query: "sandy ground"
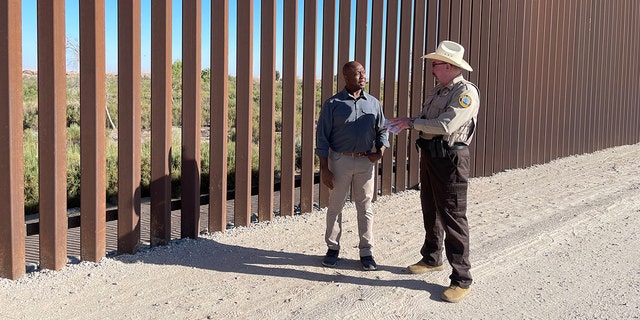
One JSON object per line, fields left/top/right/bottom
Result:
{"left": 2, "top": 144, "right": 640, "bottom": 320}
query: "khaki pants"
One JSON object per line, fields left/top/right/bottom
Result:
{"left": 325, "top": 151, "right": 376, "bottom": 257}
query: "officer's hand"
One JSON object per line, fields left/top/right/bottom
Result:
{"left": 384, "top": 117, "right": 411, "bottom": 132}
{"left": 321, "top": 168, "right": 334, "bottom": 189}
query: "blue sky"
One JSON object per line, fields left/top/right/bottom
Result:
{"left": 21, "top": 0, "right": 372, "bottom": 77}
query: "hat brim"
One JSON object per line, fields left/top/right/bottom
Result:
{"left": 421, "top": 53, "right": 473, "bottom": 72}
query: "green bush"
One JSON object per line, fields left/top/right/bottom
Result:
{"left": 21, "top": 60, "right": 323, "bottom": 215}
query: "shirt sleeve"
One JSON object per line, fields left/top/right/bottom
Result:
{"left": 375, "top": 102, "right": 390, "bottom": 150}
{"left": 412, "top": 84, "right": 479, "bottom": 136}
{"left": 315, "top": 99, "right": 332, "bottom": 158}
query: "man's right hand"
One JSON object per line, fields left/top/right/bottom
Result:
{"left": 321, "top": 168, "right": 334, "bottom": 189}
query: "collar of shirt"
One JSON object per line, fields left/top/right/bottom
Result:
{"left": 436, "top": 74, "right": 465, "bottom": 95}
{"left": 342, "top": 88, "right": 369, "bottom": 101}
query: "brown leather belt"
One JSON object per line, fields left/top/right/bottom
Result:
{"left": 342, "top": 151, "right": 368, "bottom": 157}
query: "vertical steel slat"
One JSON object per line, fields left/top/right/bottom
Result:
{"left": 355, "top": 0, "right": 368, "bottom": 67}
{"left": 559, "top": 0, "right": 573, "bottom": 158}
{"left": 530, "top": 0, "right": 544, "bottom": 166}
{"left": 473, "top": 0, "right": 491, "bottom": 176}
{"left": 336, "top": 0, "right": 351, "bottom": 91}
{"left": 586, "top": 0, "right": 596, "bottom": 153}
{"left": 0, "top": 0, "right": 25, "bottom": 280}
{"left": 516, "top": 0, "right": 533, "bottom": 169}
{"left": 181, "top": 0, "right": 202, "bottom": 238}
{"left": 209, "top": 0, "right": 229, "bottom": 232}
{"left": 493, "top": 0, "right": 508, "bottom": 172}
{"left": 604, "top": 0, "right": 612, "bottom": 147}
{"left": 117, "top": 0, "right": 142, "bottom": 253}
{"left": 80, "top": 0, "right": 107, "bottom": 262}
{"left": 553, "top": 0, "right": 567, "bottom": 158}
{"left": 300, "top": 0, "right": 317, "bottom": 214}
{"left": 150, "top": 0, "right": 172, "bottom": 245}
{"left": 368, "top": 0, "right": 384, "bottom": 201}
{"left": 438, "top": 0, "right": 451, "bottom": 41}
{"left": 258, "top": 0, "right": 276, "bottom": 222}
{"left": 625, "top": 1, "right": 636, "bottom": 144}
{"left": 588, "top": 0, "right": 599, "bottom": 151}
{"left": 539, "top": 0, "right": 553, "bottom": 162}
{"left": 408, "top": 0, "right": 426, "bottom": 187}
{"left": 394, "top": 0, "right": 412, "bottom": 192}
{"left": 540, "top": 1, "right": 558, "bottom": 163}
{"left": 596, "top": 0, "right": 607, "bottom": 149}
{"left": 616, "top": 1, "right": 626, "bottom": 146}
{"left": 617, "top": 0, "right": 624, "bottom": 145}
{"left": 539, "top": 0, "right": 552, "bottom": 162}
{"left": 630, "top": 1, "right": 637, "bottom": 142}
{"left": 460, "top": 0, "right": 472, "bottom": 52}
{"left": 502, "top": 0, "right": 516, "bottom": 169}
{"left": 594, "top": 0, "right": 603, "bottom": 150}
{"left": 459, "top": 0, "right": 472, "bottom": 83}
{"left": 505, "top": 0, "right": 521, "bottom": 169}
{"left": 37, "top": 0, "right": 67, "bottom": 271}
{"left": 368, "top": 0, "right": 383, "bottom": 102}
{"left": 449, "top": 0, "right": 461, "bottom": 41}
{"left": 483, "top": 0, "right": 500, "bottom": 174}
{"left": 573, "top": 0, "right": 586, "bottom": 155}
{"left": 423, "top": 0, "right": 438, "bottom": 102}
{"left": 579, "top": 0, "right": 589, "bottom": 154}
{"left": 528, "top": 0, "right": 542, "bottom": 165}
{"left": 629, "top": 1, "right": 640, "bottom": 143}
{"left": 528, "top": 0, "right": 546, "bottom": 165}
{"left": 280, "top": 0, "right": 298, "bottom": 215}
{"left": 462, "top": 0, "right": 484, "bottom": 177}
{"left": 565, "top": 0, "right": 575, "bottom": 154}
{"left": 569, "top": 0, "right": 580, "bottom": 154}
{"left": 319, "top": 0, "right": 334, "bottom": 208}
{"left": 380, "top": 0, "right": 398, "bottom": 196}
{"left": 234, "top": 0, "right": 254, "bottom": 227}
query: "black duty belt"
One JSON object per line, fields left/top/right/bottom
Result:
{"left": 416, "top": 137, "right": 467, "bottom": 158}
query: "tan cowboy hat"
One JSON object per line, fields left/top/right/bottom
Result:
{"left": 422, "top": 40, "right": 473, "bottom": 72}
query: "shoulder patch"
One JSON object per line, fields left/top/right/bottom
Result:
{"left": 458, "top": 94, "right": 472, "bottom": 108}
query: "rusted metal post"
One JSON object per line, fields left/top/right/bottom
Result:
{"left": 117, "top": 0, "right": 142, "bottom": 254}
{"left": 258, "top": 0, "right": 276, "bottom": 223}
{"left": 150, "top": 0, "right": 172, "bottom": 246}
{"left": 319, "top": 0, "right": 335, "bottom": 208}
{"left": 37, "top": 0, "right": 68, "bottom": 271}
{"left": 209, "top": 0, "right": 229, "bottom": 232}
{"left": 381, "top": 0, "right": 398, "bottom": 196}
{"left": 394, "top": 0, "right": 412, "bottom": 192}
{"left": 408, "top": 0, "right": 426, "bottom": 187}
{"left": 235, "top": 0, "right": 254, "bottom": 227}
{"left": 80, "top": 0, "right": 107, "bottom": 262}
{"left": 354, "top": 0, "right": 368, "bottom": 67}
{"left": 300, "top": 0, "right": 317, "bottom": 214}
{"left": 0, "top": 0, "right": 26, "bottom": 280}
{"left": 336, "top": 0, "right": 350, "bottom": 91}
{"left": 181, "top": 0, "right": 202, "bottom": 239}
{"left": 369, "top": 0, "right": 383, "bottom": 201}
{"left": 280, "top": 0, "right": 298, "bottom": 216}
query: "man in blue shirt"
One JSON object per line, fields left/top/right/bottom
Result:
{"left": 315, "top": 61, "right": 389, "bottom": 271}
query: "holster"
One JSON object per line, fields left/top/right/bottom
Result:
{"left": 416, "top": 136, "right": 447, "bottom": 158}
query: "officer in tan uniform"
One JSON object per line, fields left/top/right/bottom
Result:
{"left": 385, "top": 40, "right": 479, "bottom": 303}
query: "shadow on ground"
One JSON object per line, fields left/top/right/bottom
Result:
{"left": 113, "top": 237, "right": 446, "bottom": 300}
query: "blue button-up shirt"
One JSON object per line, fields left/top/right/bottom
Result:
{"left": 315, "top": 89, "right": 389, "bottom": 158}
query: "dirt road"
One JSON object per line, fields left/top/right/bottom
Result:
{"left": 2, "top": 144, "right": 639, "bottom": 319}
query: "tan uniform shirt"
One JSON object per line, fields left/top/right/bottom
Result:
{"left": 413, "top": 74, "right": 480, "bottom": 146}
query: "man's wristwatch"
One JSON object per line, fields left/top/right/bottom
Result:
{"left": 409, "top": 118, "right": 415, "bottom": 130}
